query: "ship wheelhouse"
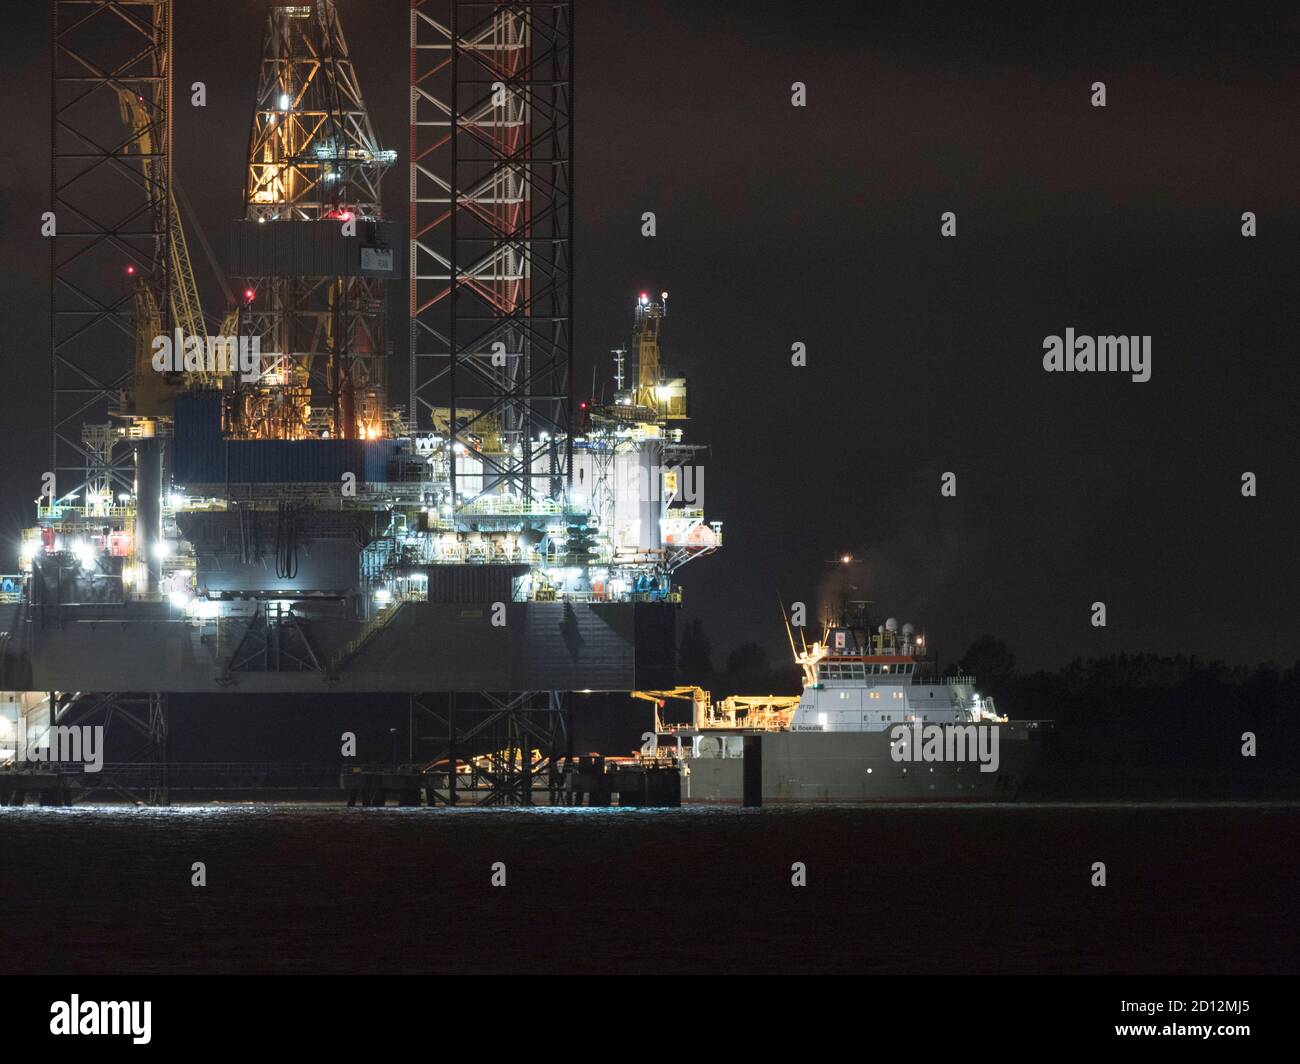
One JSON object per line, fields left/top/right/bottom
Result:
{"left": 789, "top": 617, "right": 1000, "bottom": 733}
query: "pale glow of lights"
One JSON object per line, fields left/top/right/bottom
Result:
{"left": 654, "top": 385, "right": 671, "bottom": 401}
{"left": 279, "top": 93, "right": 292, "bottom": 110}
{"left": 841, "top": 553, "right": 852, "bottom": 564}
{"left": 152, "top": 541, "right": 172, "bottom": 559}
{"left": 19, "top": 541, "right": 37, "bottom": 563}
{"left": 168, "top": 493, "right": 185, "bottom": 509}
{"left": 374, "top": 588, "right": 392, "bottom": 605}
{"left": 169, "top": 589, "right": 190, "bottom": 609}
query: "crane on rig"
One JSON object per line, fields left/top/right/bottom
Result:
{"left": 114, "top": 85, "right": 237, "bottom": 421}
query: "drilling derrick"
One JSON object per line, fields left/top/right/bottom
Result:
{"left": 237, "top": 0, "right": 397, "bottom": 441}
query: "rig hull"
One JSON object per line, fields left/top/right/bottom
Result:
{"left": 1, "top": 601, "right": 676, "bottom": 693}
{"left": 679, "top": 724, "right": 1050, "bottom": 803}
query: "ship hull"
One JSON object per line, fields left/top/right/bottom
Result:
{"left": 679, "top": 724, "right": 1049, "bottom": 803}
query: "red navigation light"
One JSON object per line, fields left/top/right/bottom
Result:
{"left": 579, "top": 401, "right": 588, "bottom": 409}
{"left": 243, "top": 287, "right": 255, "bottom": 303}
{"left": 125, "top": 265, "right": 136, "bottom": 276}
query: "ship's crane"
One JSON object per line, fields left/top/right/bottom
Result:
{"left": 632, "top": 686, "right": 801, "bottom": 733}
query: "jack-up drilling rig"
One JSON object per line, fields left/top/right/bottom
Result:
{"left": 4, "top": 1, "right": 720, "bottom": 807}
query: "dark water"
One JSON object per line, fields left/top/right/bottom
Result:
{"left": 1, "top": 803, "right": 1296, "bottom": 974}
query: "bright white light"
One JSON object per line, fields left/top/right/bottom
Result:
{"left": 169, "top": 589, "right": 190, "bottom": 609}
{"left": 19, "top": 541, "right": 37, "bottom": 563}
{"left": 196, "top": 600, "right": 220, "bottom": 620}
{"left": 279, "top": 93, "right": 292, "bottom": 110}
{"left": 168, "top": 493, "right": 185, "bottom": 509}
{"left": 75, "top": 542, "right": 95, "bottom": 570}
{"left": 374, "top": 588, "right": 392, "bottom": 605}
{"left": 152, "top": 541, "right": 172, "bottom": 559}
{"left": 654, "top": 385, "right": 671, "bottom": 401}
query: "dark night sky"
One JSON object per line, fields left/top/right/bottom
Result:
{"left": 1, "top": 1, "right": 1297, "bottom": 673}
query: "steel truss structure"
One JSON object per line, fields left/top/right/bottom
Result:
{"left": 52, "top": 691, "right": 170, "bottom": 804}
{"left": 410, "top": 0, "right": 574, "bottom": 507}
{"left": 50, "top": 0, "right": 172, "bottom": 500}
{"left": 221, "top": 603, "right": 325, "bottom": 678}
{"left": 412, "top": 690, "right": 570, "bottom": 805}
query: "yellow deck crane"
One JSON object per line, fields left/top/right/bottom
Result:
{"left": 115, "top": 86, "right": 236, "bottom": 421}
{"left": 631, "top": 686, "right": 802, "bottom": 733}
